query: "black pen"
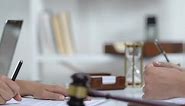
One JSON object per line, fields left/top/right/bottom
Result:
{"left": 154, "top": 39, "right": 170, "bottom": 63}
{"left": 11, "top": 60, "right": 23, "bottom": 81}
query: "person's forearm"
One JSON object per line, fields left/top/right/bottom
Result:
{"left": 15, "top": 80, "right": 34, "bottom": 96}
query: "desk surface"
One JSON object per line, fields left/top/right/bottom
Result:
{"left": 99, "top": 87, "right": 143, "bottom": 106}
{"left": 5, "top": 88, "right": 184, "bottom": 106}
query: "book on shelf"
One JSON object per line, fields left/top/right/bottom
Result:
{"left": 38, "top": 11, "right": 74, "bottom": 56}
{"left": 51, "top": 12, "right": 74, "bottom": 55}
{"left": 38, "top": 10, "right": 57, "bottom": 55}
{"left": 51, "top": 14, "right": 66, "bottom": 54}
{"left": 58, "top": 12, "right": 74, "bottom": 55}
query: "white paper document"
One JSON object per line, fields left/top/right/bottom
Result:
{"left": 3, "top": 98, "right": 107, "bottom": 106}
{"left": 2, "top": 97, "right": 185, "bottom": 106}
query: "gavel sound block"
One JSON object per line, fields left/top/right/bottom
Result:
{"left": 89, "top": 74, "right": 125, "bottom": 90}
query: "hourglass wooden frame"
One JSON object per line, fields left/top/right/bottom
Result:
{"left": 124, "top": 42, "right": 144, "bottom": 87}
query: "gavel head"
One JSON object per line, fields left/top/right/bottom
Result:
{"left": 67, "top": 73, "right": 90, "bottom": 106}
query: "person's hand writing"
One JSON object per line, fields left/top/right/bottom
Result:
{"left": 143, "top": 63, "right": 185, "bottom": 100}
{"left": 16, "top": 80, "right": 67, "bottom": 100}
{"left": 0, "top": 75, "right": 21, "bottom": 104}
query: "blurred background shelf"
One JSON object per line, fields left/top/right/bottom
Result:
{"left": 104, "top": 41, "right": 184, "bottom": 57}
{"left": 31, "top": 0, "right": 185, "bottom": 85}
{"left": 36, "top": 54, "right": 120, "bottom": 63}
{"left": 1, "top": 0, "right": 185, "bottom": 85}
{"left": 143, "top": 41, "right": 184, "bottom": 57}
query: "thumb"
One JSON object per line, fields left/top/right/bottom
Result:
{"left": 13, "top": 93, "right": 22, "bottom": 101}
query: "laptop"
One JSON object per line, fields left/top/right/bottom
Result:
{"left": 0, "top": 20, "right": 23, "bottom": 75}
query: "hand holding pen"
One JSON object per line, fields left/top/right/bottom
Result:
{"left": 0, "top": 60, "right": 23, "bottom": 104}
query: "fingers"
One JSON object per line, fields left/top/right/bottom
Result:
{"left": 153, "top": 61, "right": 176, "bottom": 68}
{"left": 0, "top": 94, "right": 21, "bottom": 105}
{"left": 0, "top": 82, "right": 14, "bottom": 100}
{"left": 3, "top": 76, "right": 22, "bottom": 101}
{"left": 13, "top": 94, "right": 22, "bottom": 101}
{"left": 32, "top": 84, "right": 67, "bottom": 100}
{"left": 46, "top": 85, "right": 67, "bottom": 96}
{"left": 0, "top": 75, "right": 21, "bottom": 104}
{"left": 37, "top": 90, "right": 65, "bottom": 100}
{"left": 4, "top": 77, "right": 20, "bottom": 95}
{"left": 0, "top": 76, "right": 20, "bottom": 101}
{"left": 153, "top": 61, "right": 184, "bottom": 71}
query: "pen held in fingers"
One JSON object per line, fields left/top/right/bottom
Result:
{"left": 11, "top": 60, "right": 23, "bottom": 81}
{"left": 154, "top": 39, "right": 170, "bottom": 63}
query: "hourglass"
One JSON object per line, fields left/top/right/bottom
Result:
{"left": 124, "top": 42, "right": 143, "bottom": 87}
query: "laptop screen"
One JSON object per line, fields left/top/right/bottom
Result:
{"left": 0, "top": 20, "right": 23, "bottom": 75}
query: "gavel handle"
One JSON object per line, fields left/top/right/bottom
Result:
{"left": 88, "top": 90, "right": 180, "bottom": 106}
